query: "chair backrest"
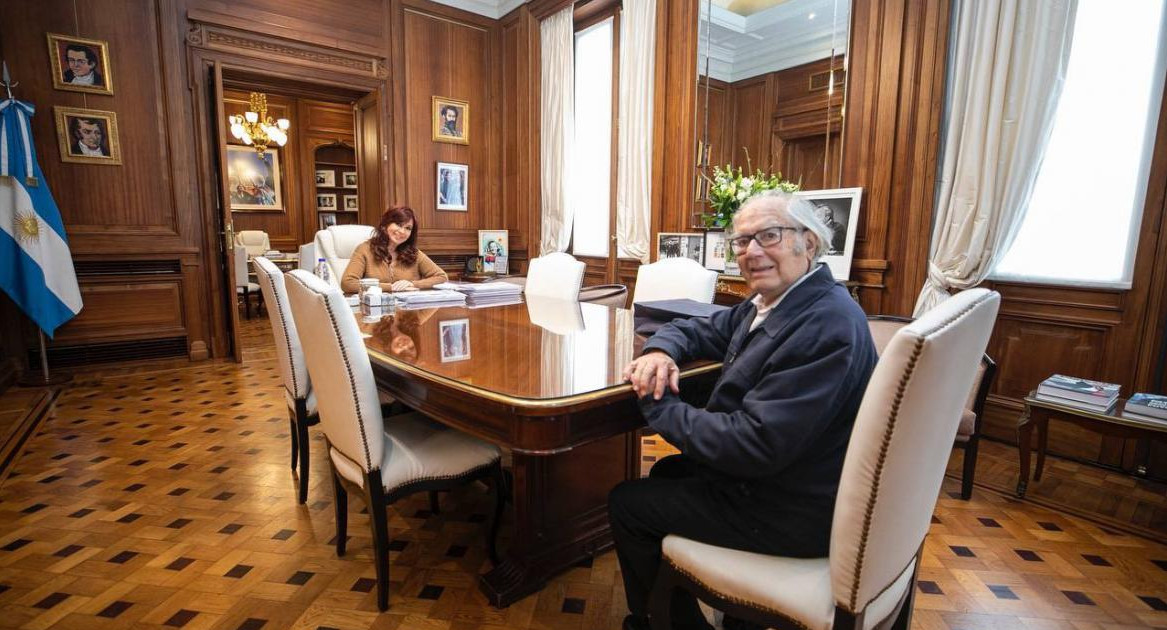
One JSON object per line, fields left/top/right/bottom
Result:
{"left": 253, "top": 257, "right": 310, "bottom": 401}
{"left": 632, "top": 257, "right": 718, "bottom": 304}
{"left": 832, "top": 289, "right": 1000, "bottom": 614}
{"left": 235, "top": 230, "right": 271, "bottom": 257}
{"left": 579, "top": 284, "right": 628, "bottom": 309}
{"left": 285, "top": 269, "right": 385, "bottom": 473}
{"left": 314, "top": 225, "right": 376, "bottom": 287}
{"left": 526, "top": 295, "right": 585, "bottom": 334}
{"left": 298, "top": 243, "right": 316, "bottom": 272}
{"left": 233, "top": 245, "right": 249, "bottom": 288}
{"left": 525, "top": 252, "right": 586, "bottom": 300}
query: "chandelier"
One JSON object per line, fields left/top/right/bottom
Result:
{"left": 228, "top": 92, "right": 289, "bottom": 156}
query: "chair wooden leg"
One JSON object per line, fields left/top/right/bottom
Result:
{"left": 332, "top": 472, "right": 348, "bottom": 557}
{"left": 961, "top": 435, "right": 979, "bottom": 500}
{"left": 487, "top": 462, "right": 506, "bottom": 565}
{"left": 296, "top": 410, "right": 311, "bottom": 505}
{"left": 288, "top": 416, "right": 298, "bottom": 471}
{"left": 889, "top": 564, "right": 920, "bottom": 630}
{"left": 648, "top": 560, "right": 678, "bottom": 630}
{"left": 243, "top": 287, "right": 251, "bottom": 319}
{"left": 428, "top": 491, "right": 441, "bottom": 514}
{"left": 366, "top": 478, "right": 392, "bottom": 612}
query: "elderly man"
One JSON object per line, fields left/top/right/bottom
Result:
{"left": 610, "top": 190, "right": 877, "bottom": 630}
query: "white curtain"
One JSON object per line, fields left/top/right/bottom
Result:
{"left": 540, "top": 7, "right": 575, "bottom": 255}
{"left": 913, "top": 0, "right": 1078, "bottom": 316}
{"left": 616, "top": 0, "right": 657, "bottom": 262}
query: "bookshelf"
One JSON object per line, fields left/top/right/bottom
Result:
{"left": 313, "top": 144, "right": 358, "bottom": 229}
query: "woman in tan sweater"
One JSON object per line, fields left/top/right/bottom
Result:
{"left": 340, "top": 206, "right": 448, "bottom": 293}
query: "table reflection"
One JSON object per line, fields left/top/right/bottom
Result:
{"left": 358, "top": 299, "right": 641, "bottom": 401}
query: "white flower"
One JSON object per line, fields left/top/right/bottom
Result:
{"left": 736, "top": 189, "right": 748, "bottom": 201}
{"left": 741, "top": 177, "right": 754, "bottom": 189}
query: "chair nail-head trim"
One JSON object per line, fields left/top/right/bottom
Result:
{"left": 256, "top": 263, "right": 299, "bottom": 399}
{"left": 664, "top": 557, "right": 813, "bottom": 630}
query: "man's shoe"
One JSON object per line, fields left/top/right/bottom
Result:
{"left": 623, "top": 614, "right": 651, "bottom": 630}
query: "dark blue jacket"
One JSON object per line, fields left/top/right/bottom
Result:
{"left": 640, "top": 264, "right": 877, "bottom": 512}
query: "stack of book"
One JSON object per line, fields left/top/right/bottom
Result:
{"left": 1035, "top": 374, "right": 1120, "bottom": 413}
{"left": 1122, "top": 392, "right": 1167, "bottom": 426}
{"left": 393, "top": 289, "right": 466, "bottom": 309}
{"left": 436, "top": 281, "right": 524, "bottom": 308}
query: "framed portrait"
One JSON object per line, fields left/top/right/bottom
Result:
{"left": 342, "top": 171, "right": 358, "bottom": 188}
{"left": 224, "top": 145, "right": 283, "bottom": 210}
{"left": 436, "top": 162, "right": 468, "bottom": 211}
{"left": 656, "top": 232, "right": 705, "bottom": 266}
{"left": 47, "top": 33, "right": 113, "bottom": 95}
{"left": 54, "top": 106, "right": 121, "bottom": 165}
{"left": 795, "top": 187, "right": 864, "bottom": 280}
{"left": 319, "top": 212, "right": 337, "bottom": 229}
{"left": 432, "top": 96, "right": 469, "bottom": 145}
{"left": 439, "top": 318, "right": 471, "bottom": 362}
{"left": 316, "top": 193, "right": 337, "bottom": 212}
{"left": 703, "top": 231, "right": 726, "bottom": 272}
{"left": 315, "top": 169, "right": 335, "bottom": 187}
{"left": 343, "top": 194, "right": 359, "bottom": 211}
{"left": 478, "top": 230, "right": 508, "bottom": 274}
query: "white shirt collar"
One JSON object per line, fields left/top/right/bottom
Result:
{"left": 749, "top": 264, "right": 820, "bottom": 331}
{"left": 77, "top": 142, "right": 104, "bottom": 157}
{"left": 70, "top": 73, "right": 96, "bottom": 86}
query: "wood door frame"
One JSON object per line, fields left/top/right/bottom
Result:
{"left": 186, "top": 42, "right": 389, "bottom": 359}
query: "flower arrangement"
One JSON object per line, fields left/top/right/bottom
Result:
{"left": 700, "top": 161, "right": 799, "bottom": 229}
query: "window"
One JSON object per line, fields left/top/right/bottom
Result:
{"left": 571, "top": 18, "right": 614, "bottom": 258}
{"left": 993, "top": 0, "right": 1167, "bottom": 288}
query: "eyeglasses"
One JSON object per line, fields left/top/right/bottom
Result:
{"left": 728, "top": 226, "right": 804, "bottom": 254}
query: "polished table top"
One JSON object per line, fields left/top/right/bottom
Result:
{"left": 356, "top": 298, "right": 719, "bottom": 409}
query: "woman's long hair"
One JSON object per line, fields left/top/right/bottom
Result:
{"left": 369, "top": 206, "right": 419, "bottom": 266}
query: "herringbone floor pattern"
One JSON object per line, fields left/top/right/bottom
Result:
{"left": 0, "top": 317, "right": 1164, "bottom": 629}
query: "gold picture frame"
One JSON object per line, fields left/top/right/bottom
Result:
{"left": 432, "top": 96, "right": 469, "bottom": 145}
{"left": 47, "top": 33, "right": 114, "bottom": 95}
{"left": 54, "top": 106, "right": 122, "bottom": 165}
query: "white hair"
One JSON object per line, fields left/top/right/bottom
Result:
{"left": 734, "top": 189, "right": 833, "bottom": 261}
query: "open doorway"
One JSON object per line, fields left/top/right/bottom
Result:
{"left": 201, "top": 65, "right": 386, "bottom": 360}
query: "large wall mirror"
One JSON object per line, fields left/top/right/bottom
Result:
{"left": 693, "top": 0, "right": 850, "bottom": 225}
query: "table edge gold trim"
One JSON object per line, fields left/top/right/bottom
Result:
{"left": 1024, "top": 392, "right": 1167, "bottom": 432}
{"left": 368, "top": 348, "right": 722, "bottom": 410}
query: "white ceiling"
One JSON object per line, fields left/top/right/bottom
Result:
{"left": 427, "top": 0, "right": 528, "bottom": 19}
{"left": 700, "top": 0, "right": 849, "bottom": 82}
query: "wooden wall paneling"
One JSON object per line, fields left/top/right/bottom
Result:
{"left": 500, "top": 6, "right": 540, "bottom": 261}
{"left": 841, "top": 0, "right": 950, "bottom": 314}
{"left": 727, "top": 76, "right": 771, "bottom": 176}
{"left": 354, "top": 91, "right": 387, "bottom": 227}
{"left": 654, "top": 0, "right": 699, "bottom": 237}
{"left": 397, "top": 1, "right": 501, "bottom": 256}
{"left": 223, "top": 89, "right": 300, "bottom": 252}
{"left": 184, "top": 1, "right": 389, "bottom": 58}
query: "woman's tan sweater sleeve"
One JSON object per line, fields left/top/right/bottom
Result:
{"left": 340, "top": 243, "right": 372, "bottom": 294}
{"left": 412, "top": 251, "right": 449, "bottom": 289}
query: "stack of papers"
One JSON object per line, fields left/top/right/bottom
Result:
{"left": 393, "top": 289, "right": 466, "bottom": 309}
{"left": 436, "top": 281, "right": 523, "bottom": 308}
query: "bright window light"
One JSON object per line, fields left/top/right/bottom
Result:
{"left": 571, "top": 18, "right": 614, "bottom": 258}
{"left": 571, "top": 305, "right": 610, "bottom": 393}
{"left": 993, "top": 0, "right": 1166, "bottom": 288}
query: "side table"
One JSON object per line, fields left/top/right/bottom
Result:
{"left": 1016, "top": 391, "right": 1167, "bottom": 497}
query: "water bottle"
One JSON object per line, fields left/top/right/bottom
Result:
{"left": 315, "top": 257, "right": 330, "bottom": 283}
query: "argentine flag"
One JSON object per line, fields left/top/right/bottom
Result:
{"left": 1, "top": 98, "right": 82, "bottom": 337}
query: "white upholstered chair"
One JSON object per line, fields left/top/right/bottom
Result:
{"left": 234, "top": 245, "right": 260, "bottom": 319}
{"left": 867, "top": 315, "right": 997, "bottom": 500}
{"left": 313, "top": 225, "right": 376, "bottom": 287}
{"left": 284, "top": 269, "right": 505, "bottom": 612}
{"left": 632, "top": 257, "right": 718, "bottom": 304}
{"left": 298, "top": 242, "right": 316, "bottom": 272}
{"left": 253, "top": 257, "right": 317, "bottom": 503}
{"left": 525, "top": 252, "right": 586, "bottom": 300}
{"left": 649, "top": 289, "right": 1001, "bottom": 630}
{"left": 234, "top": 230, "right": 271, "bottom": 257}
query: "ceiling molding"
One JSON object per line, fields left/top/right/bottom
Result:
{"left": 699, "top": 0, "right": 849, "bottom": 82}
{"left": 426, "top": 0, "right": 530, "bottom": 19}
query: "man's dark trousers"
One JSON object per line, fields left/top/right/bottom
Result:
{"left": 609, "top": 454, "right": 832, "bottom": 630}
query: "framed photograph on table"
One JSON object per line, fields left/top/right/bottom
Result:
{"left": 439, "top": 318, "right": 471, "bottom": 362}
{"left": 436, "top": 162, "right": 468, "bottom": 211}
{"left": 703, "top": 231, "right": 726, "bottom": 272}
{"left": 223, "top": 144, "right": 281, "bottom": 210}
{"left": 478, "top": 230, "right": 508, "bottom": 274}
{"left": 316, "top": 193, "right": 337, "bottom": 212}
{"left": 795, "top": 187, "right": 863, "bottom": 280}
{"left": 657, "top": 232, "right": 704, "bottom": 265}
{"left": 315, "top": 169, "right": 335, "bottom": 187}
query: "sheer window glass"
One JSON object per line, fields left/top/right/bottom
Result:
{"left": 571, "top": 18, "right": 614, "bottom": 257}
{"left": 993, "top": 0, "right": 1167, "bottom": 288}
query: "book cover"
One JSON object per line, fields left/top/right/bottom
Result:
{"left": 1037, "top": 374, "right": 1119, "bottom": 404}
{"left": 1034, "top": 391, "right": 1117, "bottom": 413}
{"left": 1120, "top": 408, "right": 1167, "bottom": 427}
{"left": 1125, "top": 393, "right": 1167, "bottom": 418}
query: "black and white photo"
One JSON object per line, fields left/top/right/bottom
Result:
{"left": 795, "top": 187, "right": 864, "bottom": 280}
{"left": 657, "top": 232, "right": 704, "bottom": 265}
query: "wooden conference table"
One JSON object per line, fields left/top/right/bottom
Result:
{"left": 355, "top": 298, "right": 721, "bottom": 607}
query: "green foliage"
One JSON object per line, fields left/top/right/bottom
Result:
{"left": 700, "top": 163, "right": 799, "bottom": 229}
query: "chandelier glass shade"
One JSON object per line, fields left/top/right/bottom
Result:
{"left": 228, "top": 92, "right": 290, "bottom": 155}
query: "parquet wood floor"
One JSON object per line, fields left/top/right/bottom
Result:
{"left": 0, "top": 317, "right": 1164, "bottom": 629}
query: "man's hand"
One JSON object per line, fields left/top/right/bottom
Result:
{"left": 390, "top": 280, "right": 417, "bottom": 292}
{"left": 622, "top": 351, "right": 679, "bottom": 400}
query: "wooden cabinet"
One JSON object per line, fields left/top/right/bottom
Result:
{"left": 313, "top": 143, "right": 359, "bottom": 230}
